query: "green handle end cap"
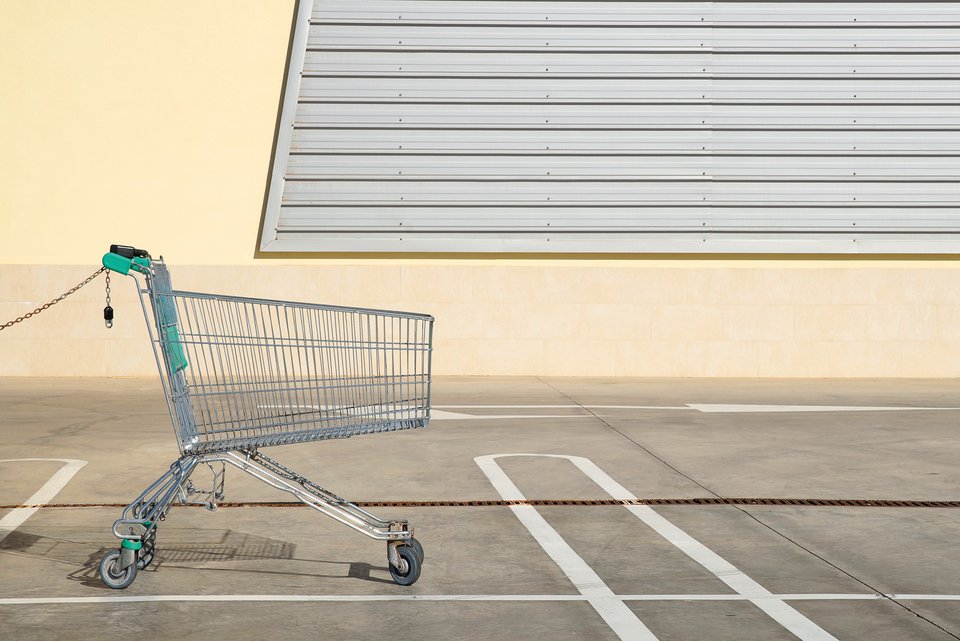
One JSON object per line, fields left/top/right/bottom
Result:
{"left": 102, "top": 253, "right": 132, "bottom": 275}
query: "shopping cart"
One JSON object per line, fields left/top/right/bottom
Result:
{"left": 96, "top": 245, "right": 433, "bottom": 588}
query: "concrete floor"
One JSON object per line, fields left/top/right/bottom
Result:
{"left": 1, "top": 377, "right": 959, "bottom": 640}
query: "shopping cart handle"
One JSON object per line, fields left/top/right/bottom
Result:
{"left": 103, "top": 246, "right": 151, "bottom": 275}
{"left": 109, "top": 244, "right": 150, "bottom": 259}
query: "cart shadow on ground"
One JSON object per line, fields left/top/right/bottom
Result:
{"left": 2, "top": 527, "right": 399, "bottom": 588}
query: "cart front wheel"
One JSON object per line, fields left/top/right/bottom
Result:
{"left": 408, "top": 537, "right": 424, "bottom": 563}
{"left": 98, "top": 549, "right": 138, "bottom": 589}
{"left": 389, "top": 545, "right": 421, "bottom": 586}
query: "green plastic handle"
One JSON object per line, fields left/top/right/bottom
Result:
{"left": 102, "top": 252, "right": 132, "bottom": 275}
{"left": 102, "top": 253, "right": 151, "bottom": 275}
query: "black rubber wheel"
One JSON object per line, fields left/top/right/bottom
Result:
{"left": 388, "top": 545, "right": 421, "bottom": 586}
{"left": 137, "top": 529, "right": 156, "bottom": 570}
{"left": 408, "top": 537, "right": 424, "bottom": 563}
{"left": 98, "top": 549, "right": 138, "bottom": 589}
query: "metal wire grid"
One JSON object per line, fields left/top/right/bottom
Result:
{"left": 145, "top": 272, "right": 432, "bottom": 454}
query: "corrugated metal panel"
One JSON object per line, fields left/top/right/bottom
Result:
{"left": 260, "top": 0, "right": 960, "bottom": 253}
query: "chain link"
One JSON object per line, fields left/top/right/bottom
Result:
{"left": 0, "top": 267, "right": 107, "bottom": 331}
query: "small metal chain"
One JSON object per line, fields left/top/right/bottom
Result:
{"left": 0, "top": 267, "right": 106, "bottom": 332}
{"left": 103, "top": 271, "right": 114, "bottom": 328}
{"left": 248, "top": 449, "right": 350, "bottom": 505}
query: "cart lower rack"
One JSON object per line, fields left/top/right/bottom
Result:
{"left": 96, "top": 245, "right": 433, "bottom": 588}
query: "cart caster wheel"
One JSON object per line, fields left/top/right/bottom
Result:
{"left": 408, "top": 537, "right": 424, "bottom": 563}
{"left": 389, "top": 545, "right": 421, "bottom": 586}
{"left": 98, "top": 549, "right": 138, "bottom": 589}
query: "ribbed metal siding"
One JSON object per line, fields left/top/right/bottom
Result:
{"left": 260, "top": 1, "right": 960, "bottom": 253}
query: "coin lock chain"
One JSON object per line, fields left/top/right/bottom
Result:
{"left": 0, "top": 267, "right": 108, "bottom": 332}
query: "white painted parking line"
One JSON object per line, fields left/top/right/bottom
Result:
{"left": 687, "top": 404, "right": 960, "bottom": 413}
{"left": 430, "top": 410, "right": 582, "bottom": 421}
{"left": 436, "top": 405, "right": 687, "bottom": 410}
{"left": 260, "top": 404, "right": 586, "bottom": 421}
{"left": 589, "top": 406, "right": 690, "bottom": 410}
{"left": 0, "top": 595, "right": 587, "bottom": 605}
{"left": 566, "top": 454, "right": 840, "bottom": 641}
{"left": 1, "top": 594, "right": 957, "bottom": 607}
{"left": 438, "top": 404, "right": 960, "bottom": 413}
{"left": 0, "top": 458, "right": 87, "bottom": 545}
{"left": 477, "top": 454, "right": 841, "bottom": 641}
{"left": 265, "top": 403, "right": 960, "bottom": 421}
{"left": 475, "top": 455, "right": 660, "bottom": 641}
{"left": 437, "top": 405, "right": 585, "bottom": 409}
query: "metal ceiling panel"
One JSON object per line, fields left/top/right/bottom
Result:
{"left": 260, "top": 0, "right": 960, "bottom": 253}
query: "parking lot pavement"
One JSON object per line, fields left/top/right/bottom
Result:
{"left": 1, "top": 377, "right": 958, "bottom": 640}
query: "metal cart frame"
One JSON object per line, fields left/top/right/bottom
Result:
{"left": 96, "top": 246, "right": 432, "bottom": 588}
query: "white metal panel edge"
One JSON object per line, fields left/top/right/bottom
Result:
{"left": 261, "top": 0, "right": 316, "bottom": 252}
{"left": 265, "top": 232, "right": 960, "bottom": 254}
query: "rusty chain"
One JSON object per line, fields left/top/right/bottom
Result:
{"left": 0, "top": 266, "right": 106, "bottom": 331}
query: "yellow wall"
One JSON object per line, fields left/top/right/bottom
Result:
{"left": 0, "top": 0, "right": 294, "bottom": 266}
{"left": 3, "top": 1, "right": 960, "bottom": 378}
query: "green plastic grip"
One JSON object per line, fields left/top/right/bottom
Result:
{"left": 164, "top": 325, "right": 189, "bottom": 372}
{"left": 102, "top": 252, "right": 132, "bottom": 275}
{"left": 101, "top": 249, "right": 186, "bottom": 372}
{"left": 102, "top": 253, "right": 151, "bottom": 275}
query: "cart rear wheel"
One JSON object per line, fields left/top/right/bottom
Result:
{"left": 98, "top": 549, "right": 137, "bottom": 589}
{"left": 408, "top": 537, "right": 424, "bottom": 563}
{"left": 389, "top": 545, "right": 421, "bottom": 586}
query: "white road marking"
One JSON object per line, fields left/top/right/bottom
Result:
{"left": 439, "top": 403, "right": 960, "bottom": 414}
{"left": 0, "top": 459, "right": 87, "bottom": 545}
{"left": 589, "top": 406, "right": 690, "bottom": 410}
{"left": 436, "top": 405, "right": 687, "bottom": 410}
{"left": 0, "top": 594, "right": 957, "bottom": 606}
{"left": 475, "top": 454, "right": 660, "bottom": 641}
{"left": 437, "top": 405, "right": 584, "bottom": 409}
{"left": 478, "top": 454, "right": 840, "bottom": 641}
{"left": 260, "top": 404, "right": 583, "bottom": 421}
{"left": 264, "top": 403, "right": 960, "bottom": 420}
{"left": 430, "top": 410, "right": 582, "bottom": 421}
{"left": 687, "top": 404, "right": 960, "bottom": 413}
{"left": 1, "top": 594, "right": 957, "bottom": 606}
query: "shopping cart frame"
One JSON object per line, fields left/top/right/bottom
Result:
{"left": 95, "top": 246, "right": 432, "bottom": 589}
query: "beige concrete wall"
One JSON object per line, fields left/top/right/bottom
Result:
{"left": 2, "top": 2, "right": 959, "bottom": 378}
{"left": 4, "top": 261, "right": 960, "bottom": 377}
